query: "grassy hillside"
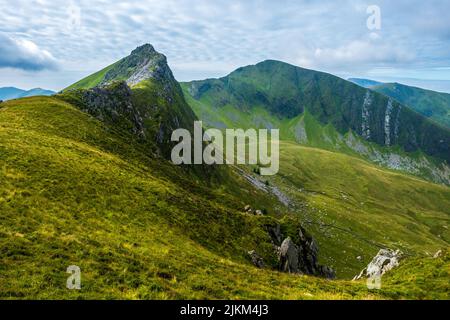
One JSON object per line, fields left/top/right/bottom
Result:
{"left": 182, "top": 60, "right": 450, "bottom": 164}
{"left": 1, "top": 96, "right": 449, "bottom": 299}
{"left": 372, "top": 83, "right": 450, "bottom": 129}
{"left": 182, "top": 85, "right": 450, "bottom": 185}
{"left": 268, "top": 141, "right": 450, "bottom": 277}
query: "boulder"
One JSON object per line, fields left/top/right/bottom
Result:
{"left": 267, "top": 224, "right": 336, "bottom": 279}
{"left": 279, "top": 238, "right": 300, "bottom": 273}
{"left": 248, "top": 250, "right": 264, "bottom": 268}
{"left": 353, "top": 249, "right": 402, "bottom": 280}
{"left": 433, "top": 250, "right": 443, "bottom": 258}
{"left": 318, "top": 265, "right": 336, "bottom": 279}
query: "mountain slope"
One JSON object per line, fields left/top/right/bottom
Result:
{"left": 1, "top": 96, "right": 449, "bottom": 299}
{"left": 0, "top": 87, "right": 55, "bottom": 101}
{"left": 1, "top": 46, "right": 449, "bottom": 299}
{"left": 182, "top": 60, "right": 450, "bottom": 182}
{"left": 371, "top": 83, "right": 450, "bottom": 129}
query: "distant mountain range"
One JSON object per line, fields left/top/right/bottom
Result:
{"left": 348, "top": 78, "right": 383, "bottom": 88}
{"left": 349, "top": 78, "right": 450, "bottom": 129}
{"left": 0, "top": 87, "right": 55, "bottom": 101}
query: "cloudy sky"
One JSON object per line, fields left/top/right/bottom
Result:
{"left": 1, "top": 0, "right": 450, "bottom": 92}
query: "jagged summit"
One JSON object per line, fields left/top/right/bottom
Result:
{"left": 102, "top": 43, "right": 174, "bottom": 87}
{"left": 65, "top": 43, "right": 175, "bottom": 91}
{"left": 61, "top": 44, "right": 198, "bottom": 158}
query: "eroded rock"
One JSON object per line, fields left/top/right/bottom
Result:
{"left": 279, "top": 237, "right": 300, "bottom": 273}
{"left": 353, "top": 249, "right": 402, "bottom": 280}
{"left": 248, "top": 250, "right": 265, "bottom": 268}
{"left": 268, "top": 224, "right": 336, "bottom": 279}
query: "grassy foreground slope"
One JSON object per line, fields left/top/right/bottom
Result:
{"left": 0, "top": 97, "right": 449, "bottom": 299}
{"left": 268, "top": 141, "right": 450, "bottom": 277}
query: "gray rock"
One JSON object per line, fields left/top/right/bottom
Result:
{"left": 279, "top": 237, "right": 300, "bottom": 273}
{"left": 353, "top": 249, "right": 402, "bottom": 280}
{"left": 248, "top": 250, "right": 264, "bottom": 268}
{"left": 433, "top": 250, "right": 443, "bottom": 258}
{"left": 318, "top": 265, "right": 336, "bottom": 279}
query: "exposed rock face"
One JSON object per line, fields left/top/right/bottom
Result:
{"left": 361, "top": 91, "right": 372, "bottom": 140}
{"left": 353, "top": 249, "right": 402, "bottom": 280}
{"left": 78, "top": 81, "right": 146, "bottom": 138}
{"left": 100, "top": 44, "right": 174, "bottom": 88}
{"left": 62, "top": 44, "right": 198, "bottom": 159}
{"left": 279, "top": 238, "right": 300, "bottom": 273}
{"left": 268, "top": 224, "right": 336, "bottom": 279}
{"left": 247, "top": 250, "right": 265, "bottom": 268}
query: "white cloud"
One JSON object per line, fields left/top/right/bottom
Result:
{"left": 311, "top": 38, "right": 416, "bottom": 69}
{"left": 0, "top": 0, "right": 449, "bottom": 89}
{"left": 0, "top": 33, "right": 58, "bottom": 71}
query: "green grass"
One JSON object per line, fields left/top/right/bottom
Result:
{"left": 64, "top": 61, "right": 119, "bottom": 91}
{"left": 0, "top": 96, "right": 449, "bottom": 299}
{"left": 267, "top": 141, "right": 450, "bottom": 278}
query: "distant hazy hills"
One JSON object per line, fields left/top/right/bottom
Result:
{"left": 349, "top": 78, "right": 450, "bottom": 129}
{"left": 0, "top": 87, "right": 55, "bottom": 101}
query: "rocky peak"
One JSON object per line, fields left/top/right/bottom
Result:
{"left": 101, "top": 43, "right": 175, "bottom": 87}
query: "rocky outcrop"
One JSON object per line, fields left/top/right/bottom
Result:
{"left": 433, "top": 250, "right": 443, "bottom": 258}
{"left": 77, "top": 81, "right": 146, "bottom": 139}
{"left": 243, "top": 205, "right": 265, "bottom": 216}
{"left": 100, "top": 44, "right": 174, "bottom": 88}
{"left": 268, "top": 224, "right": 336, "bottom": 279}
{"left": 353, "top": 249, "right": 402, "bottom": 280}
{"left": 279, "top": 238, "right": 300, "bottom": 273}
{"left": 247, "top": 250, "right": 265, "bottom": 268}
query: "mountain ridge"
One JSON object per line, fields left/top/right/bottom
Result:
{"left": 349, "top": 78, "right": 450, "bottom": 129}
{"left": 1, "top": 44, "right": 449, "bottom": 299}
{"left": 182, "top": 60, "right": 450, "bottom": 164}
{"left": 0, "top": 87, "right": 55, "bottom": 101}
